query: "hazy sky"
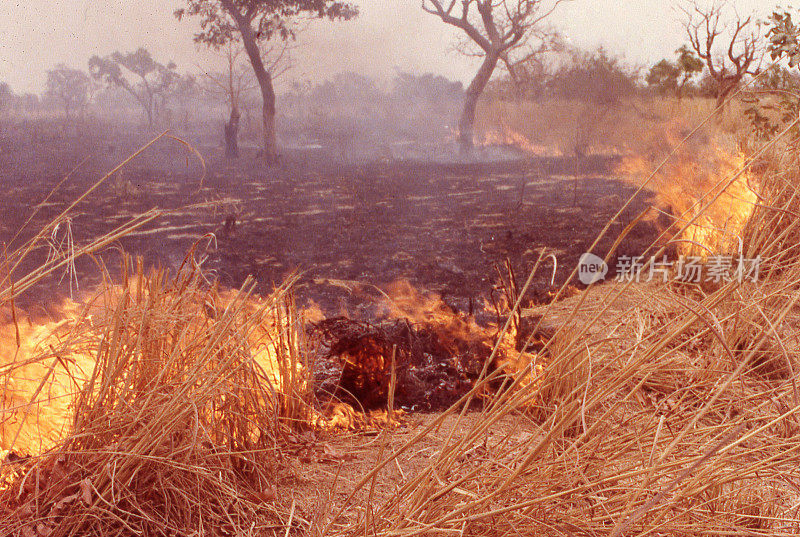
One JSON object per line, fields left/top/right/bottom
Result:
{"left": 0, "top": 0, "right": 771, "bottom": 94}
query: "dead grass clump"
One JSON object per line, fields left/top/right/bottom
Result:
{"left": 321, "top": 116, "right": 800, "bottom": 537}
{"left": 741, "top": 148, "right": 800, "bottom": 272}
{"left": 527, "top": 327, "right": 588, "bottom": 434}
{"left": 0, "top": 259, "right": 304, "bottom": 536}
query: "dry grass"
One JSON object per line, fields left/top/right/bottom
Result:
{"left": 0, "top": 256, "right": 315, "bottom": 536}
{"left": 475, "top": 96, "right": 750, "bottom": 158}
{"left": 0, "top": 137, "right": 313, "bottom": 536}
{"left": 4, "top": 102, "right": 800, "bottom": 536}
{"left": 315, "top": 105, "right": 800, "bottom": 536}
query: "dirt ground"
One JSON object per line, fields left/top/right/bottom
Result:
{"left": 281, "top": 410, "right": 534, "bottom": 530}
{"left": 1, "top": 126, "right": 663, "bottom": 316}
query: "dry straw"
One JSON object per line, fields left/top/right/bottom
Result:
{"left": 319, "top": 103, "right": 800, "bottom": 535}
{"left": 1, "top": 136, "right": 310, "bottom": 536}
{"left": 5, "top": 105, "right": 800, "bottom": 536}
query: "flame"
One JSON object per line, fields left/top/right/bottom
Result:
{"left": 481, "top": 123, "right": 558, "bottom": 157}
{"left": 2, "top": 277, "right": 552, "bottom": 449}
{"left": 617, "top": 135, "right": 758, "bottom": 257}
{"left": 381, "top": 280, "right": 543, "bottom": 393}
{"left": 0, "top": 284, "right": 302, "bottom": 458}
{"left": 0, "top": 300, "right": 95, "bottom": 455}
{"left": 381, "top": 280, "right": 494, "bottom": 354}
{"left": 479, "top": 120, "right": 627, "bottom": 158}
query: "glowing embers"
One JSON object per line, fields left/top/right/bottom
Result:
{"left": 309, "top": 280, "right": 550, "bottom": 413}
{"left": 311, "top": 317, "right": 483, "bottom": 411}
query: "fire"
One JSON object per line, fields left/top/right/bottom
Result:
{"left": 380, "top": 280, "right": 544, "bottom": 397}
{"left": 0, "top": 300, "right": 95, "bottom": 455}
{"left": 481, "top": 122, "right": 557, "bottom": 157}
{"left": 617, "top": 138, "right": 758, "bottom": 257}
{"left": 2, "top": 274, "right": 552, "bottom": 451}
{"left": 380, "top": 280, "right": 495, "bottom": 354}
{"left": 0, "top": 281, "right": 303, "bottom": 458}
{"left": 480, "top": 119, "right": 626, "bottom": 158}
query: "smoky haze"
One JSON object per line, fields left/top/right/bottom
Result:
{"left": 0, "top": 0, "right": 769, "bottom": 94}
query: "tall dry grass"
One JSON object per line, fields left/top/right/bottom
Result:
{"left": 0, "top": 137, "right": 313, "bottom": 536}
{"left": 1, "top": 257, "right": 310, "bottom": 536}
{"left": 4, "top": 100, "right": 800, "bottom": 537}
{"left": 475, "top": 96, "right": 750, "bottom": 158}
{"left": 320, "top": 104, "right": 800, "bottom": 536}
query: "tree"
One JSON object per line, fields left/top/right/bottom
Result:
{"left": 204, "top": 43, "right": 253, "bottom": 158}
{"left": 203, "top": 39, "right": 292, "bottom": 159}
{"left": 548, "top": 48, "right": 638, "bottom": 203}
{"left": 45, "top": 65, "right": 91, "bottom": 119}
{"left": 646, "top": 46, "right": 704, "bottom": 97}
{"left": 681, "top": 1, "right": 764, "bottom": 109}
{"left": 675, "top": 45, "right": 705, "bottom": 95}
{"left": 549, "top": 48, "right": 637, "bottom": 107}
{"left": 739, "top": 9, "right": 800, "bottom": 140}
{"left": 89, "top": 48, "right": 182, "bottom": 128}
{"left": 646, "top": 60, "right": 681, "bottom": 95}
{"left": 392, "top": 72, "right": 463, "bottom": 103}
{"left": 422, "top": 0, "right": 565, "bottom": 153}
{"left": 176, "top": 0, "right": 358, "bottom": 164}
{"left": 0, "top": 83, "right": 12, "bottom": 115}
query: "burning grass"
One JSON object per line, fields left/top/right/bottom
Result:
{"left": 318, "top": 255, "right": 800, "bottom": 535}
{"left": 617, "top": 131, "right": 759, "bottom": 258}
{"left": 313, "top": 112, "right": 800, "bottom": 535}
{"left": 4, "top": 104, "right": 800, "bottom": 536}
{"left": 0, "top": 256, "right": 312, "bottom": 536}
{"left": 0, "top": 135, "right": 312, "bottom": 535}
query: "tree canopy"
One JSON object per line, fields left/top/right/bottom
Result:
{"left": 646, "top": 46, "right": 704, "bottom": 96}
{"left": 89, "top": 48, "right": 185, "bottom": 127}
{"left": 175, "top": 0, "right": 358, "bottom": 47}
{"left": 46, "top": 65, "right": 91, "bottom": 118}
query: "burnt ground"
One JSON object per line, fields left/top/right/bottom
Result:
{"left": 0, "top": 127, "right": 663, "bottom": 317}
{"left": 0, "top": 124, "right": 673, "bottom": 416}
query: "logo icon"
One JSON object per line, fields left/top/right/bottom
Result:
{"left": 578, "top": 253, "right": 608, "bottom": 285}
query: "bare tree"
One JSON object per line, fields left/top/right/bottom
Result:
{"left": 422, "top": 0, "right": 564, "bottom": 153}
{"left": 681, "top": 1, "right": 764, "bottom": 109}
{"left": 176, "top": 0, "right": 358, "bottom": 165}
{"left": 202, "top": 39, "right": 293, "bottom": 158}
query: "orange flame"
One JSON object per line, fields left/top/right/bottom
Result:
{"left": 0, "top": 284, "right": 301, "bottom": 457}
{"left": 617, "top": 135, "right": 758, "bottom": 257}
{"left": 481, "top": 123, "right": 557, "bottom": 157}
{"left": 0, "top": 300, "right": 95, "bottom": 455}
{"left": 381, "top": 280, "right": 543, "bottom": 390}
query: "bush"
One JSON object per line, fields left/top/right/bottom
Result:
{"left": 547, "top": 48, "right": 639, "bottom": 106}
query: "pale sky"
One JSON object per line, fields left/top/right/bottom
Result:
{"left": 0, "top": 0, "right": 772, "bottom": 94}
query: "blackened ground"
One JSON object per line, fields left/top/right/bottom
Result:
{"left": 1, "top": 126, "right": 668, "bottom": 412}
{"left": 1, "top": 129, "right": 664, "bottom": 318}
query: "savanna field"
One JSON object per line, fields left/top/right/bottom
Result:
{"left": 4, "top": 1, "right": 800, "bottom": 535}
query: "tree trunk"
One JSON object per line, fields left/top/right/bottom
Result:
{"left": 144, "top": 99, "right": 154, "bottom": 129}
{"left": 459, "top": 52, "right": 500, "bottom": 153}
{"left": 222, "top": 0, "right": 279, "bottom": 165}
{"left": 715, "top": 79, "right": 737, "bottom": 111}
{"left": 224, "top": 107, "right": 241, "bottom": 159}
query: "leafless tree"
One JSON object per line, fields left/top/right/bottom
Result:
{"left": 422, "top": 0, "right": 565, "bottom": 152}
{"left": 681, "top": 0, "right": 764, "bottom": 109}
{"left": 203, "top": 38, "right": 294, "bottom": 158}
